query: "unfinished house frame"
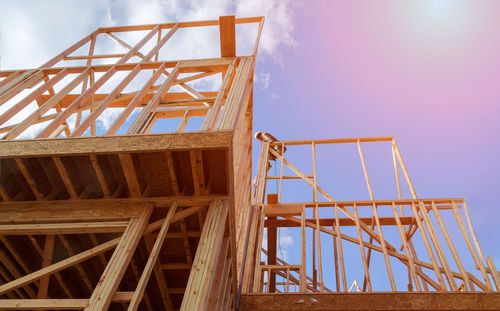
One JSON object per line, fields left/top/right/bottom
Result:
{"left": 0, "top": 14, "right": 499, "bottom": 311}
{"left": 238, "top": 137, "right": 500, "bottom": 310}
{"left": 0, "top": 16, "right": 261, "bottom": 310}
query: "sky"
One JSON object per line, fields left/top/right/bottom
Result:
{"left": 1, "top": 0, "right": 499, "bottom": 291}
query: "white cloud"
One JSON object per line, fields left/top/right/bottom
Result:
{"left": 236, "top": 0, "right": 297, "bottom": 63}
{"left": 96, "top": 108, "right": 125, "bottom": 130}
{"left": 259, "top": 72, "right": 271, "bottom": 89}
{"left": 0, "top": 0, "right": 296, "bottom": 136}
{"left": 0, "top": 0, "right": 296, "bottom": 69}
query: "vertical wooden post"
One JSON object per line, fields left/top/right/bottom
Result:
{"left": 391, "top": 202, "right": 422, "bottom": 291}
{"left": 278, "top": 142, "right": 284, "bottom": 202}
{"left": 357, "top": 140, "right": 376, "bottom": 292}
{"left": 372, "top": 202, "right": 397, "bottom": 291}
{"left": 267, "top": 193, "right": 278, "bottom": 293}
{"left": 219, "top": 16, "right": 236, "bottom": 58}
{"left": 181, "top": 199, "right": 229, "bottom": 311}
{"left": 334, "top": 204, "right": 347, "bottom": 292}
{"left": 37, "top": 235, "right": 55, "bottom": 299}
{"left": 240, "top": 141, "right": 269, "bottom": 293}
{"left": 300, "top": 205, "right": 306, "bottom": 293}
{"left": 312, "top": 142, "right": 323, "bottom": 291}
{"left": 353, "top": 204, "right": 372, "bottom": 291}
{"left": 332, "top": 222, "right": 340, "bottom": 292}
{"left": 252, "top": 206, "right": 265, "bottom": 292}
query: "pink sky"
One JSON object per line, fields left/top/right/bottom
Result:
{"left": 253, "top": 0, "right": 500, "bottom": 267}
{"left": 0, "top": 0, "right": 498, "bottom": 290}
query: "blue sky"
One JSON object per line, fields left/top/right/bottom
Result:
{"left": 1, "top": 0, "right": 499, "bottom": 292}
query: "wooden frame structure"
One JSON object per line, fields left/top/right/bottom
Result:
{"left": 0, "top": 15, "right": 262, "bottom": 310}
{"left": 1, "top": 13, "right": 499, "bottom": 311}
{"left": 238, "top": 137, "right": 500, "bottom": 310}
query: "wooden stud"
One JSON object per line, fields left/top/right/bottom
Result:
{"left": 391, "top": 202, "right": 422, "bottom": 291}
{"left": 463, "top": 201, "right": 486, "bottom": 262}
{"left": 409, "top": 202, "right": 447, "bottom": 290}
{"left": 372, "top": 202, "right": 397, "bottom": 291}
{"left": 430, "top": 201, "right": 470, "bottom": 290}
{"left": 353, "top": 204, "right": 372, "bottom": 291}
{"left": 300, "top": 207, "right": 306, "bottom": 293}
{"left": 86, "top": 204, "right": 153, "bottom": 311}
{"left": 451, "top": 201, "right": 492, "bottom": 290}
{"left": 128, "top": 202, "right": 177, "bottom": 311}
{"left": 334, "top": 205, "right": 347, "bottom": 292}
{"left": 417, "top": 201, "right": 457, "bottom": 290}
{"left": 486, "top": 256, "right": 500, "bottom": 291}
{"left": 180, "top": 200, "right": 229, "bottom": 310}
{"left": 4, "top": 69, "right": 89, "bottom": 140}
{"left": 144, "top": 234, "right": 174, "bottom": 311}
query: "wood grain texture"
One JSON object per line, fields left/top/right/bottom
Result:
{"left": 240, "top": 293, "right": 500, "bottom": 311}
{"left": 0, "top": 131, "right": 232, "bottom": 157}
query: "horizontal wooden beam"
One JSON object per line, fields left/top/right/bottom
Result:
{"left": 161, "top": 263, "right": 192, "bottom": 270}
{"left": 264, "top": 205, "right": 303, "bottom": 216}
{"left": 0, "top": 58, "right": 234, "bottom": 77}
{"left": 0, "top": 130, "right": 232, "bottom": 157}
{"left": 64, "top": 54, "right": 126, "bottom": 60}
{"left": 266, "top": 175, "right": 314, "bottom": 180}
{"left": 239, "top": 293, "right": 500, "bottom": 311}
{"left": 256, "top": 198, "right": 464, "bottom": 208}
{"left": 0, "top": 195, "right": 226, "bottom": 223}
{"left": 97, "top": 16, "right": 263, "bottom": 33}
{"left": 0, "top": 292, "right": 136, "bottom": 309}
{"left": 0, "top": 221, "right": 129, "bottom": 235}
{"left": 265, "top": 217, "right": 415, "bottom": 228}
{"left": 260, "top": 265, "right": 301, "bottom": 271}
{"left": 35, "top": 92, "right": 218, "bottom": 109}
{"left": 0, "top": 201, "right": 147, "bottom": 223}
{"left": 0, "top": 299, "right": 88, "bottom": 310}
{"left": 269, "top": 137, "right": 394, "bottom": 146}
{"left": 0, "top": 202, "right": 204, "bottom": 297}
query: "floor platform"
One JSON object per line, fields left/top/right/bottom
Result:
{"left": 239, "top": 292, "right": 500, "bottom": 311}
{"left": 0, "top": 130, "right": 232, "bottom": 202}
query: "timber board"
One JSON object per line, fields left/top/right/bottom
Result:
{"left": 239, "top": 292, "right": 500, "bottom": 310}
